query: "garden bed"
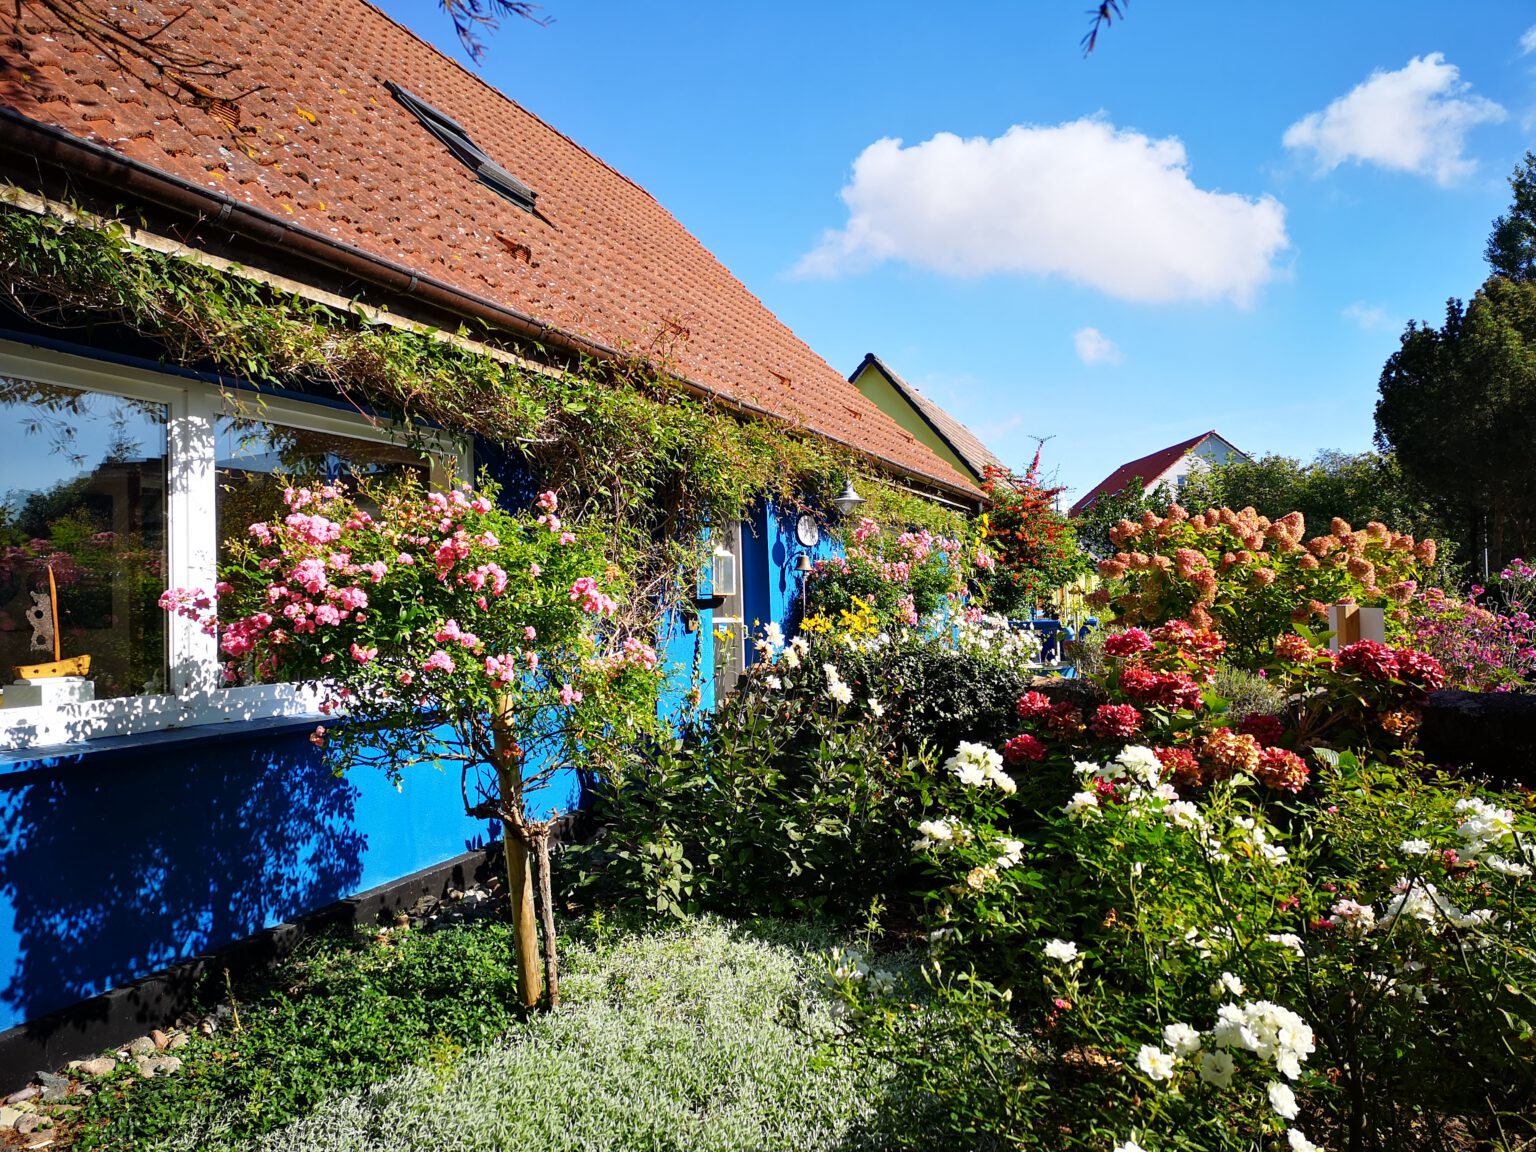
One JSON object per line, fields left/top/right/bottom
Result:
{"left": 19, "top": 908, "right": 908, "bottom": 1152}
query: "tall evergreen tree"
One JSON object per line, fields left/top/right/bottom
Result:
{"left": 1486, "top": 152, "right": 1536, "bottom": 283}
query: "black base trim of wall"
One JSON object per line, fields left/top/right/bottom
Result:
{"left": 1421, "top": 689, "right": 1536, "bottom": 788}
{"left": 0, "top": 842, "right": 505, "bottom": 1091}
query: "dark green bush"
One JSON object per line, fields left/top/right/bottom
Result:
{"left": 70, "top": 919, "right": 526, "bottom": 1150}
{"left": 569, "top": 631, "right": 1058, "bottom": 925}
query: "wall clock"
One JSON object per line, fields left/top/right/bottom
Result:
{"left": 795, "top": 513, "right": 821, "bottom": 547}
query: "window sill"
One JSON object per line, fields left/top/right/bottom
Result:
{"left": 0, "top": 683, "right": 323, "bottom": 756}
{"left": 0, "top": 712, "right": 326, "bottom": 772}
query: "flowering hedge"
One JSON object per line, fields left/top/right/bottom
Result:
{"left": 1087, "top": 507, "right": 1434, "bottom": 663}
{"left": 998, "top": 623, "right": 1443, "bottom": 796}
{"left": 802, "top": 516, "right": 980, "bottom": 630}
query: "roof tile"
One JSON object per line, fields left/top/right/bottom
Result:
{"left": 1068, "top": 432, "right": 1215, "bottom": 516}
{"left": 1, "top": 0, "right": 978, "bottom": 497}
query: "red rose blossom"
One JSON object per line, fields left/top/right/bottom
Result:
{"left": 1003, "top": 733, "right": 1047, "bottom": 764}
{"left": 1090, "top": 703, "right": 1142, "bottom": 739}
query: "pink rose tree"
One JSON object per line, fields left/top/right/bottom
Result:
{"left": 163, "top": 478, "right": 665, "bottom": 1008}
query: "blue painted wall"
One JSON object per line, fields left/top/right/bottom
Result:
{"left": 0, "top": 725, "right": 502, "bottom": 1034}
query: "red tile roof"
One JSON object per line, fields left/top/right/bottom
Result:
{"left": 0, "top": 0, "right": 979, "bottom": 499}
{"left": 1068, "top": 432, "right": 1214, "bottom": 517}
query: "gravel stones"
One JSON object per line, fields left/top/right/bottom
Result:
{"left": 133, "top": 1054, "right": 182, "bottom": 1078}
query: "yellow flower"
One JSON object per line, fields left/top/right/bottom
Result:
{"left": 837, "top": 596, "right": 879, "bottom": 638}
{"left": 801, "top": 613, "right": 832, "bottom": 635}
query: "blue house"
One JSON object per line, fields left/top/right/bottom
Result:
{"left": 0, "top": 0, "right": 980, "bottom": 1076}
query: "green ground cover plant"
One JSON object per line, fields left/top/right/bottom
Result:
{"left": 65, "top": 916, "right": 914, "bottom": 1152}
{"left": 220, "top": 918, "right": 909, "bottom": 1152}
{"left": 68, "top": 916, "right": 527, "bottom": 1150}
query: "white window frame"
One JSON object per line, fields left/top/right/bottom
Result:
{"left": 0, "top": 339, "right": 462, "bottom": 751}
{"left": 710, "top": 519, "right": 748, "bottom": 705}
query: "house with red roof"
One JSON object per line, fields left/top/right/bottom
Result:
{"left": 1070, "top": 432, "right": 1249, "bottom": 517}
{"left": 0, "top": 0, "right": 981, "bottom": 1076}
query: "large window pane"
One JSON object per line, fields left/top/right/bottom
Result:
{"left": 0, "top": 379, "right": 168, "bottom": 702}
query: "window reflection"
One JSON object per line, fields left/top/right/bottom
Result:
{"left": 0, "top": 379, "right": 168, "bottom": 701}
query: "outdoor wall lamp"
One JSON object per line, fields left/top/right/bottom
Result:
{"left": 710, "top": 542, "right": 738, "bottom": 599}
{"left": 831, "top": 479, "right": 866, "bottom": 518}
{"left": 693, "top": 541, "right": 737, "bottom": 609}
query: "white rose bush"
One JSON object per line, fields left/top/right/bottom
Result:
{"left": 828, "top": 734, "right": 1536, "bottom": 1150}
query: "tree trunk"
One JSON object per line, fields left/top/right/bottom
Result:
{"left": 533, "top": 828, "right": 561, "bottom": 1008}
{"left": 501, "top": 824, "right": 543, "bottom": 1008}
{"left": 493, "top": 695, "right": 543, "bottom": 1009}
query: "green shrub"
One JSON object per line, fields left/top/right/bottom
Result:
{"left": 573, "top": 644, "right": 942, "bottom": 922}
{"left": 1210, "top": 662, "right": 1286, "bottom": 719}
{"left": 572, "top": 626, "right": 1047, "bottom": 924}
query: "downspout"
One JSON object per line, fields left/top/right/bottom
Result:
{"left": 0, "top": 109, "right": 981, "bottom": 510}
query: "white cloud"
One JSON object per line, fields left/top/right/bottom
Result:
{"left": 1521, "top": 25, "right": 1536, "bottom": 56}
{"left": 1342, "top": 302, "right": 1395, "bottom": 332}
{"left": 1074, "top": 326, "right": 1123, "bottom": 365}
{"left": 1283, "top": 54, "right": 1505, "bottom": 185}
{"left": 794, "top": 118, "right": 1289, "bottom": 306}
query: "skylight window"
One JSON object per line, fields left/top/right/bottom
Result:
{"left": 387, "top": 81, "right": 537, "bottom": 213}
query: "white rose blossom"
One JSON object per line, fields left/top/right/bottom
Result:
{"left": 1485, "top": 854, "right": 1532, "bottom": 877}
{"left": 1287, "top": 1130, "right": 1321, "bottom": 1152}
{"left": 1042, "top": 938, "right": 1079, "bottom": 963}
{"left": 1163, "top": 1021, "right": 1202, "bottom": 1056}
{"left": 1211, "top": 1000, "right": 1315, "bottom": 1080}
{"left": 945, "top": 742, "right": 1014, "bottom": 792}
{"left": 1198, "top": 1049, "right": 1236, "bottom": 1088}
{"left": 1064, "top": 791, "right": 1100, "bottom": 819}
{"left": 1401, "top": 838, "right": 1432, "bottom": 856}
{"left": 1136, "top": 1044, "right": 1177, "bottom": 1082}
{"left": 1454, "top": 796, "right": 1516, "bottom": 856}
{"left": 1268, "top": 1080, "right": 1300, "bottom": 1120}
{"left": 995, "top": 838, "right": 1025, "bottom": 869}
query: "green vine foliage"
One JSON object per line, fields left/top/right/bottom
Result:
{"left": 0, "top": 199, "right": 970, "bottom": 630}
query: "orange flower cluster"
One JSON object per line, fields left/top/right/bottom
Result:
{"left": 1088, "top": 507, "right": 1434, "bottom": 663}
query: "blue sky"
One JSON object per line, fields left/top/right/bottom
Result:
{"left": 377, "top": 0, "right": 1536, "bottom": 503}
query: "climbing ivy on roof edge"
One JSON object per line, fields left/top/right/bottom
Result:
{"left": 0, "top": 196, "right": 969, "bottom": 624}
